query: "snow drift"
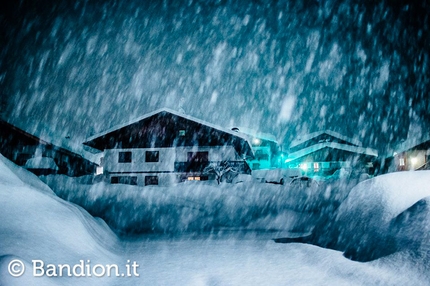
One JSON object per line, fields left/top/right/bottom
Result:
{"left": 0, "top": 154, "right": 121, "bottom": 285}
{"left": 281, "top": 170, "right": 430, "bottom": 264}
{"left": 2, "top": 155, "right": 430, "bottom": 285}
{"left": 335, "top": 171, "right": 430, "bottom": 261}
{"left": 41, "top": 174, "right": 350, "bottom": 235}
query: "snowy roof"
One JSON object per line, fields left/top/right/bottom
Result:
{"left": 289, "top": 130, "right": 362, "bottom": 149}
{"left": 286, "top": 142, "right": 378, "bottom": 162}
{"left": 24, "top": 157, "right": 59, "bottom": 170}
{"left": 231, "top": 127, "right": 278, "bottom": 143}
{"left": 1, "top": 119, "right": 101, "bottom": 165}
{"left": 85, "top": 108, "right": 254, "bottom": 154}
{"left": 394, "top": 133, "right": 430, "bottom": 154}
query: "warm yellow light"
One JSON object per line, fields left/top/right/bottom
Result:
{"left": 187, "top": 177, "right": 194, "bottom": 181}
{"left": 411, "top": 157, "right": 418, "bottom": 166}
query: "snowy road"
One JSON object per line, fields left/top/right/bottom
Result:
{"left": 115, "top": 233, "right": 425, "bottom": 286}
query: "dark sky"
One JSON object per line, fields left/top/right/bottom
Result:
{"left": 1, "top": 0, "right": 429, "bottom": 153}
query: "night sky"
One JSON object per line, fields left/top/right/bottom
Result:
{"left": 1, "top": 0, "right": 429, "bottom": 154}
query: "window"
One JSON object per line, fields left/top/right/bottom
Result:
{"left": 187, "top": 176, "right": 208, "bottom": 181}
{"left": 399, "top": 158, "right": 405, "bottom": 166}
{"left": 145, "top": 176, "right": 159, "bottom": 186}
{"left": 179, "top": 130, "right": 186, "bottom": 136}
{"left": 118, "top": 151, "right": 132, "bottom": 163}
{"left": 314, "top": 162, "right": 319, "bottom": 172}
{"left": 321, "top": 162, "right": 330, "bottom": 169}
{"left": 252, "top": 163, "right": 261, "bottom": 169}
{"left": 187, "top": 152, "right": 209, "bottom": 163}
{"left": 145, "top": 151, "right": 159, "bottom": 162}
{"left": 255, "top": 150, "right": 269, "bottom": 161}
{"left": 111, "top": 176, "right": 137, "bottom": 185}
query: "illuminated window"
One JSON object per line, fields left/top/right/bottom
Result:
{"left": 314, "top": 162, "right": 319, "bottom": 171}
{"left": 187, "top": 176, "right": 208, "bottom": 181}
{"left": 252, "top": 138, "right": 261, "bottom": 145}
{"left": 399, "top": 158, "right": 405, "bottom": 166}
{"left": 96, "top": 166, "right": 103, "bottom": 175}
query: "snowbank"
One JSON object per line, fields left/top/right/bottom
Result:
{"left": 0, "top": 154, "right": 121, "bottom": 285}
{"left": 42, "top": 174, "right": 346, "bottom": 235}
{"left": 1, "top": 155, "right": 430, "bottom": 285}
{"left": 334, "top": 171, "right": 430, "bottom": 261}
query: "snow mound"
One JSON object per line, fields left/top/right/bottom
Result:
{"left": 42, "top": 175, "right": 340, "bottom": 235}
{"left": 339, "top": 171, "right": 430, "bottom": 221}
{"left": 0, "top": 153, "right": 54, "bottom": 194}
{"left": 0, "top": 154, "right": 120, "bottom": 285}
{"left": 335, "top": 171, "right": 430, "bottom": 261}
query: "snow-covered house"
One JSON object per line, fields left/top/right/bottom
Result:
{"left": 231, "top": 127, "right": 279, "bottom": 170}
{"left": 0, "top": 119, "right": 97, "bottom": 176}
{"left": 83, "top": 108, "right": 253, "bottom": 186}
{"left": 285, "top": 130, "right": 378, "bottom": 177}
{"left": 389, "top": 135, "right": 430, "bottom": 171}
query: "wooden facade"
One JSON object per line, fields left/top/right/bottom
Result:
{"left": 391, "top": 138, "right": 430, "bottom": 171}
{"left": 231, "top": 127, "right": 279, "bottom": 170}
{"left": 0, "top": 120, "right": 97, "bottom": 176}
{"left": 286, "top": 131, "right": 378, "bottom": 177}
{"left": 84, "top": 109, "right": 253, "bottom": 186}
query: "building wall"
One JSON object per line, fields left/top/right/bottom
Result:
{"left": 105, "top": 148, "right": 176, "bottom": 173}
{"left": 290, "top": 134, "right": 358, "bottom": 153}
{"left": 286, "top": 148, "right": 375, "bottom": 177}
{"left": 394, "top": 150, "right": 428, "bottom": 171}
{"left": 104, "top": 146, "right": 245, "bottom": 186}
{"left": 104, "top": 146, "right": 242, "bottom": 172}
{"left": 247, "top": 146, "right": 272, "bottom": 170}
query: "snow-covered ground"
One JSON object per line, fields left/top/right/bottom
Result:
{"left": 1, "top": 154, "right": 430, "bottom": 285}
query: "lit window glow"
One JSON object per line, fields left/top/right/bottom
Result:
{"left": 410, "top": 157, "right": 418, "bottom": 166}
{"left": 96, "top": 166, "right": 103, "bottom": 175}
{"left": 252, "top": 138, "right": 261, "bottom": 145}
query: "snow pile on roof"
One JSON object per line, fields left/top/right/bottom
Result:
{"left": 395, "top": 132, "right": 430, "bottom": 154}
{"left": 0, "top": 154, "right": 119, "bottom": 285}
{"left": 85, "top": 107, "right": 252, "bottom": 146}
{"left": 287, "top": 142, "right": 378, "bottom": 161}
{"left": 231, "top": 126, "right": 278, "bottom": 143}
{"left": 24, "top": 157, "right": 59, "bottom": 170}
{"left": 290, "top": 130, "right": 362, "bottom": 149}
{"left": 3, "top": 118, "right": 101, "bottom": 164}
